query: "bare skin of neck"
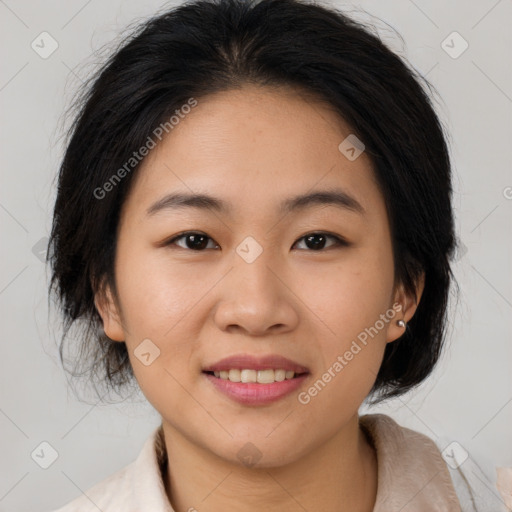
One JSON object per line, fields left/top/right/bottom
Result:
{"left": 162, "top": 415, "right": 378, "bottom": 512}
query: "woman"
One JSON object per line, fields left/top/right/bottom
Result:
{"left": 47, "top": 0, "right": 506, "bottom": 510}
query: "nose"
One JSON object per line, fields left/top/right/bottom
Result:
{"left": 213, "top": 247, "right": 300, "bottom": 336}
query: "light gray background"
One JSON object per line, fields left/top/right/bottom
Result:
{"left": 1, "top": 1, "right": 511, "bottom": 510}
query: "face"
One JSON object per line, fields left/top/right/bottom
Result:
{"left": 96, "top": 85, "right": 422, "bottom": 467}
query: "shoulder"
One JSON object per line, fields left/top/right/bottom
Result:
{"left": 50, "top": 462, "right": 135, "bottom": 512}
{"left": 49, "top": 425, "right": 172, "bottom": 512}
{"left": 359, "top": 413, "right": 509, "bottom": 512}
{"left": 360, "top": 413, "right": 459, "bottom": 511}
{"left": 360, "top": 412, "right": 450, "bottom": 469}
{"left": 432, "top": 429, "right": 510, "bottom": 512}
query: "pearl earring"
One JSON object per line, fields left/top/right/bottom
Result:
{"left": 397, "top": 319, "right": 406, "bottom": 328}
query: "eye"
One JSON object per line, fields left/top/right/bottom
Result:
{"left": 165, "top": 231, "right": 219, "bottom": 251}
{"left": 163, "top": 231, "right": 349, "bottom": 252}
{"left": 292, "top": 232, "right": 349, "bottom": 251}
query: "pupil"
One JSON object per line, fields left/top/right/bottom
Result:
{"left": 187, "top": 234, "right": 208, "bottom": 250}
{"left": 185, "top": 234, "right": 327, "bottom": 250}
{"left": 306, "top": 234, "right": 326, "bottom": 250}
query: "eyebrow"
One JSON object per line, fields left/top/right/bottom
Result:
{"left": 146, "top": 189, "right": 366, "bottom": 217}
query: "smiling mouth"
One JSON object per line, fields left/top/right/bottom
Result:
{"left": 202, "top": 369, "right": 309, "bottom": 384}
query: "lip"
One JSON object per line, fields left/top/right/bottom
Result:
{"left": 203, "top": 372, "right": 310, "bottom": 406}
{"left": 202, "top": 353, "right": 309, "bottom": 373}
{"left": 202, "top": 353, "right": 310, "bottom": 406}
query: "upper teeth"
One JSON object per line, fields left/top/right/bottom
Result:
{"left": 213, "top": 369, "right": 296, "bottom": 383}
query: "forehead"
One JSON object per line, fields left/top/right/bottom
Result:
{"left": 123, "top": 85, "right": 382, "bottom": 220}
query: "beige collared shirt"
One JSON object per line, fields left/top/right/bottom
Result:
{"left": 51, "top": 413, "right": 506, "bottom": 511}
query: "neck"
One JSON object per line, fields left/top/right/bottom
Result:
{"left": 162, "top": 414, "right": 378, "bottom": 512}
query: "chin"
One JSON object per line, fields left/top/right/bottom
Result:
{"left": 207, "top": 432, "right": 307, "bottom": 469}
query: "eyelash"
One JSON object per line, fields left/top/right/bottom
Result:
{"left": 163, "top": 231, "right": 349, "bottom": 251}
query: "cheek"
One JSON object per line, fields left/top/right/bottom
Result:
{"left": 295, "top": 248, "right": 394, "bottom": 397}
{"left": 113, "top": 244, "right": 205, "bottom": 391}
{"left": 114, "top": 241, "right": 202, "bottom": 333}
{"left": 297, "top": 247, "right": 395, "bottom": 337}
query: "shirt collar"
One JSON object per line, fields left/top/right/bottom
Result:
{"left": 129, "top": 423, "right": 175, "bottom": 511}
{"left": 359, "top": 413, "right": 461, "bottom": 511}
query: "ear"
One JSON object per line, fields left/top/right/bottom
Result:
{"left": 94, "top": 279, "right": 125, "bottom": 342}
{"left": 386, "top": 271, "right": 425, "bottom": 344}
